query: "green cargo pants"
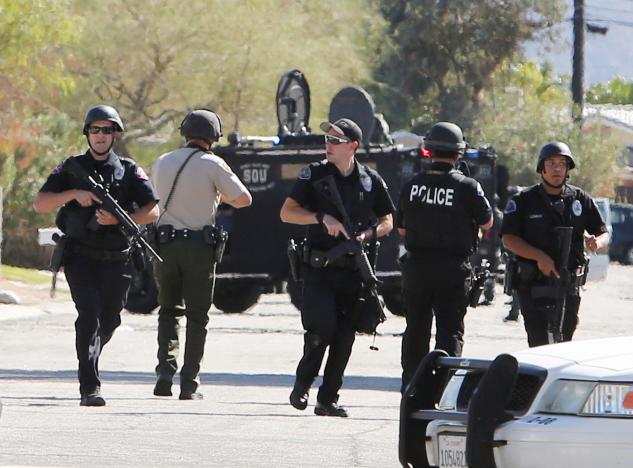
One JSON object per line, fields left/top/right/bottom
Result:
{"left": 153, "top": 238, "right": 216, "bottom": 392}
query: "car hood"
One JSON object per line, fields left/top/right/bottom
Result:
{"left": 511, "top": 336, "right": 633, "bottom": 380}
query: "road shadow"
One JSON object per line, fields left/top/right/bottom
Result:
{"left": 0, "top": 369, "right": 400, "bottom": 392}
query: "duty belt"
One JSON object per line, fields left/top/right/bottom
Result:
{"left": 69, "top": 242, "right": 131, "bottom": 262}
{"left": 171, "top": 229, "right": 204, "bottom": 241}
{"left": 306, "top": 248, "right": 358, "bottom": 270}
{"left": 157, "top": 225, "right": 205, "bottom": 242}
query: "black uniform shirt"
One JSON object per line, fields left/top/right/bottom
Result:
{"left": 288, "top": 159, "right": 395, "bottom": 250}
{"left": 40, "top": 150, "right": 158, "bottom": 250}
{"left": 500, "top": 183, "right": 607, "bottom": 269}
{"left": 397, "top": 162, "right": 492, "bottom": 258}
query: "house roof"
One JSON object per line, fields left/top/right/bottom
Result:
{"left": 584, "top": 104, "right": 633, "bottom": 133}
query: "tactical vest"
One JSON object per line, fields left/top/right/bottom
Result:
{"left": 521, "top": 185, "right": 588, "bottom": 269}
{"left": 306, "top": 161, "right": 379, "bottom": 249}
{"left": 56, "top": 153, "right": 138, "bottom": 249}
{"left": 403, "top": 169, "right": 477, "bottom": 257}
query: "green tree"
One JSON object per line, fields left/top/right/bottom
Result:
{"left": 1, "top": 113, "right": 84, "bottom": 267}
{"left": 0, "top": 0, "right": 82, "bottom": 110}
{"left": 470, "top": 62, "right": 619, "bottom": 196}
{"left": 63, "top": 0, "right": 386, "bottom": 151}
{"left": 586, "top": 78, "right": 633, "bottom": 105}
{"left": 370, "top": 0, "right": 564, "bottom": 131}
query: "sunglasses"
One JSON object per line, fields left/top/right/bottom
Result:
{"left": 325, "top": 134, "right": 351, "bottom": 145}
{"left": 88, "top": 125, "right": 116, "bottom": 135}
{"left": 543, "top": 160, "right": 568, "bottom": 170}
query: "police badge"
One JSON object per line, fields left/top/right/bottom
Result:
{"left": 298, "top": 166, "right": 311, "bottom": 180}
{"left": 360, "top": 173, "right": 372, "bottom": 192}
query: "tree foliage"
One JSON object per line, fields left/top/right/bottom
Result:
{"left": 587, "top": 78, "right": 633, "bottom": 105}
{"left": 0, "top": 0, "right": 82, "bottom": 111}
{"left": 1, "top": 113, "right": 84, "bottom": 267}
{"left": 470, "top": 62, "right": 619, "bottom": 197}
{"left": 63, "top": 0, "right": 386, "bottom": 147}
{"left": 370, "top": 0, "right": 564, "bottom": 131}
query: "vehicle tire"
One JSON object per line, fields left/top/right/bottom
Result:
{"left": 381, "top": 285, "right": 406, "bottom": 317}
{"left": 286, "top": 277, "right": 303, "bottom": 311}
{"left": 125, "top": 266, "right": 158, "bottom": 314}
{"left": 213, "top": 283, "right": 262, "bottom": 313}
{"left": 623, "top": 245, "right": 633, "bottom": 265}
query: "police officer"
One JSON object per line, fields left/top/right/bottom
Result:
{"left": 33, "top": 105, "right": 159, "bottom": 406}
{"left": 501, "top": 142, "right": 609, "bottom": 347}
{"left": 280, "top": 118, "right": 395, "bottom": 417}
{"left": 151, "top": 109, "right": 252, "bottom": 400}
{"left": 397, "top": 122, "right": 493, "bottom": 390}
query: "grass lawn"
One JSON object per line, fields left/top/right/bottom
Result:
{"left": 0, "top": 264, "right": 51, "bottom": 285}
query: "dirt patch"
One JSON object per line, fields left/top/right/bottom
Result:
{"left": 0, "top": 275, "right": 70, "bottom": 305}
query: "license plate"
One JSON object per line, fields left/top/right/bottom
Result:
{"left": 438, "top": 434, "right": 467, "bottom": 468}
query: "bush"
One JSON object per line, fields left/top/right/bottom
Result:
{"left": 1, "top": 112, "right": 83, "bottom": 268}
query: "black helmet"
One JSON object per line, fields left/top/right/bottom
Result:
{"left": 537, "top": 141, "right": 576, "bottom": 172}
{"left": 179, "top": 109, "right": 223, "bottom": 142}
{"left": 83, "top": 105, "right": 124, "bottom": 134}
{"left": 424, "top": 122, "right": 466, "bottom": 153}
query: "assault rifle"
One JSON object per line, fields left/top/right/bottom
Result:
{"left": 547, "top": 226, "right": 573, "bottom": 343}
{"left": 312, "top": 175, "right": 386, "bottom": 335}
{"left": 67, "top": 158, "right": 163, "bottom": 265}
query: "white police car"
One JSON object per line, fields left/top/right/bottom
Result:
{"left": 399, "top": 336, "right": 633, "bottom": 467}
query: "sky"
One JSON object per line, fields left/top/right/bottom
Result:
{"left": 524, "top": 0, "right": 633, "bottom": 84}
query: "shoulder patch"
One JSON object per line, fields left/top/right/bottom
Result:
{"left": 212, "top": 157, "right": 234, "bottom": 174}
{"left": 504, "top": 199, "right": 517, "bottom": 214}
{"left": 134, "top": 165, "right": 149, "bottom": 180}
{"left": 298, "top": 165, "right": 311, "bottom": 180}
{"left": 51, "top": 158, "right": 69, "bottom": 175}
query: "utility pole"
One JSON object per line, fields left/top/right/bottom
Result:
{"left": 572, "top": 0, "right": 585, "bottom": 122}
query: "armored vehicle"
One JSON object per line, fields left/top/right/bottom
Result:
{"left": 125, "top": 70, "right": 502, "bottom": 315}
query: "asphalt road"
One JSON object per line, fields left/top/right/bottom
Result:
{"left": 0, "top": 264, "right": 631, "bottom": 467}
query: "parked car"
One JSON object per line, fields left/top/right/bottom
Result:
{"left": 399, "top": 336, "right": 633, "bottom": 468}
{"left": 585, "top": 197, "right": 611, "bottom": 281}
{"left": 609, "top": 202, "right": 633, "bottom": 265}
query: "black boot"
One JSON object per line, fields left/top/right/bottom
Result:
{"left": 314, "top": 400, "right": 348, "bottom": 417}
{"left": 179, "top": 382, "right": 203, "bottom": 400}
{"left": 153, "top": 378, "right": 173, "bottom": 397}
{"left": 80, "top": 389, "right": 106, "bottom": 407}
{"left": 289, "top": 383, "right": 310, "bottom": 410}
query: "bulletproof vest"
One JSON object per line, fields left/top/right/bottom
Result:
{"left": 307, "top": 162, "right": 378, "bottom": 249}
{"left": 56, "top": 153, "right": 137, "bottom": 249}
{"left": 403, "top": 169, "right": 477, "bottom": 256}
{"left": 536, "top": 186, "right": 587, "bottom": 269}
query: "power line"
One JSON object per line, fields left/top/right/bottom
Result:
{"left": 586, "top": 4, "right": 633, "bottom": 16}
{"left": 564, "top": 16, "right": 633, "bottom": 28}
{"left": 584, "top": 17, "right": 633, "bottom": 27}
